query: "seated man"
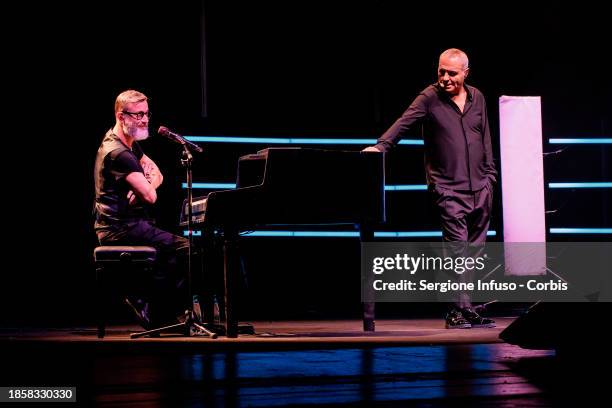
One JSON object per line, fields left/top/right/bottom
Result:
{"left": 93, "top": 89, "right": 190, "bottom": 329}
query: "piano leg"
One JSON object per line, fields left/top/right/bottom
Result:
{"left": 363, "top": 303, "right": 375, "bottom": 332}
{"left": 223, "top": 229, "right": 239, "bottom": 338}
{"left": 360, "top": 225, "right": 376, "bottom": 332}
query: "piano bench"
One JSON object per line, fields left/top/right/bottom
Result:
{"left": 93, "top": 246, "right": 157, "bottom": 339}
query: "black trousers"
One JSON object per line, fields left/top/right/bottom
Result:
{"left": 97, "top": 220, "right": 190, "bottom": 324}
{"left": 431, "top": 182, "right": 493, "bottom": 243}
{"left": 431, "top": 183, "right": 493, "bottom": 308}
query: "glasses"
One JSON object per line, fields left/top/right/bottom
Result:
{"left": 122, "top": 110, "right": 151, "bottom": 120}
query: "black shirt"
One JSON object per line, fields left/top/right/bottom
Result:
{"left": 375, "top": 84, "right": 497, "bottom": 191}
{"left": 93, "top": 130, "right": 148, "bottom": 229}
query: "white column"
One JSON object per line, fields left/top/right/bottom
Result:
{"left": 499, "top": 96, "right": 546, "bottom": 275}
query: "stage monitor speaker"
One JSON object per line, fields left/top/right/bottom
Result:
{"left": 500, "top": 302, "right": 608, "bottom": 353}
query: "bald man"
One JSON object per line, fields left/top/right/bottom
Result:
{"left": 364, "top": 48, "right": 497, "bottom": 329}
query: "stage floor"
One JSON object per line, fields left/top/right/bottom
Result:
{"left": 1, "top": 318, "right": 513, "bottom": 348}
{"left": 2, "top": 318, "right": 606, "bottom": 407}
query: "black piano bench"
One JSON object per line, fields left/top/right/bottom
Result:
{"left": 93, "top": 246, "right": 157, "bottom": 338}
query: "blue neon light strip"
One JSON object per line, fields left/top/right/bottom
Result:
{"left": 549, "top": 138, "right": 612, "bottom": 144}
{"left": 397, "top": 140, "right": 424, "bottom": 145}
{"left": 550, "top": 228, "right": 612, "bottom": 234}
{"left": 241, "top": 231, "right": 297, "bottom": 237}
{"left": 375, "top": 231, "right": 496, "bottom": 238}
{"left": 186, "top": 229, "right": 612, "bottom": 237}
{"left": 184, "top": 229, "right": 612, "bottom": 237}
{"left": 384, "top": 184, "right": 427, "bottom": 191}
{"left": 186, "top": 183, "right": 428, "bottom": 190}
{"left": 185, "top": 136, "right": 423, "bottom": 145}
{"left": 549, "top": 182, "right": 612, "bottom": 188}
{"left": 245, "top": 231, "right": 361, "bottom": 237}
{"left": 289, "top": 138, "right": 377, "bottom": 145}
{"left": 375, "top": 231, "right": 442, "bottom": 238}
{"left": 187, "top": 182, "right": 612, "bottom": 191}
{"left": 185, "top": 183, "right": 237, "bottom": 189}
{"left": 184, "top": 230, "right": 497, "bottom": 238}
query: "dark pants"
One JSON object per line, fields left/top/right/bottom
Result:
{"left": 431, "top": 183, "right": 493, "bottom": 243}
{"left": 431, "top": 183, "right": 493, "bottom": 308}
{"left": 97, "top": 220, "right": 190, "bottom": 324}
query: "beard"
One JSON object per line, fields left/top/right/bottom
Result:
{"left": 123, "top": 123, "right": 149, "bottom": 141}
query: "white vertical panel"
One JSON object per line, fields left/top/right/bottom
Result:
{"left": 499, "top": 96, "right": 546, "bottom": 275}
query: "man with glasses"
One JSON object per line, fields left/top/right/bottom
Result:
{"left": 363, "top": 49, "right": 497, "bottom": 329}
{"left": 93, "top": 89, "right": 189, "bottom": 330}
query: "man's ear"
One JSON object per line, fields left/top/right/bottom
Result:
{"left": 464, "top": 67, "right": 470, "bottom": 78}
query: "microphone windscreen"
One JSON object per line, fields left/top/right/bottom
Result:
{"left": 158, "top": 126, "right": 171, "bottom": 137}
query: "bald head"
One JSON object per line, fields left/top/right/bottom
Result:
{"left": 437, "top": 49, "right": 470, "bottom": 96}
{"left": 439, "top": 48, "right": 469, "bottom": 70}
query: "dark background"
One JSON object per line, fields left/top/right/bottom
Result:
{"left": 4, "top": 1, "right": 609, "bottom": 326}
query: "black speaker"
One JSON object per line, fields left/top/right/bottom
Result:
{"left": 500, "top": 302, "right": 609, "bottom": 353}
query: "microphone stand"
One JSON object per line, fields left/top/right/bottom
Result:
{"left": 131, "top": 142, "right": 217, "bottom": 339}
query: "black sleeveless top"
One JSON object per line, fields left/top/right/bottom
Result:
{"left": 93, "top": 130, "right": 149, "bottom": 229}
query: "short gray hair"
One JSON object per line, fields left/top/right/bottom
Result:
{"left": 114, "top": 89, "right": 148, "bottom": 113}
{"left": 439, "top": 48, "right": 469, "bottom": 69}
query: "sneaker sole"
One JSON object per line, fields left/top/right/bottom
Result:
{"left": 445, "top": 323, "right": 472, "bottom": 329}
{"left": 470, "top": 323, "right": 496, "bottom": 328}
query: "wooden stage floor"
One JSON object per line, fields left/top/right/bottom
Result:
{"left": 2, "top": 318, "right": 514, "bottom": 348}
{"left": 1, "top": 318, "right": 605, "bottom": 407}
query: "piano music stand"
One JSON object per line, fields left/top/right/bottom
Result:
{"left": 131, "top": 142, "right": 218, "bottom": 339}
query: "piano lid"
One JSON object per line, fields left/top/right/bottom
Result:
{"left": 192, "top": 147, "right": 386, "bottom": 229}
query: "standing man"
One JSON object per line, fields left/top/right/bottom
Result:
{"left": 364, "top": 49, "right": 496, "bottom": 328}
{"left": 94, "top": 89, "right": 189, "bottom": 329}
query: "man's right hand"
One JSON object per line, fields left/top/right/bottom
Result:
{"left": 125, "top": 172, "right": 157, "bottom": 205}
{"left": 362, "top": 146, "right": 382, "bottom": 153}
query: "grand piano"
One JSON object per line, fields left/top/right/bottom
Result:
{"left": 181, "top": 147, "right": 385, "bottom": 337}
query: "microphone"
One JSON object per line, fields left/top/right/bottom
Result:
{"left": 158, "top": 126, "right": 203, "bottom": 153}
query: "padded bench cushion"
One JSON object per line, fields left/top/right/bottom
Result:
{"left": 94, "top": 246, "right": 157, "bottom": 262}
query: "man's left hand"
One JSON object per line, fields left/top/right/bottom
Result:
{"left": 127, "top": 190, "right": 138, "bottom": 205}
